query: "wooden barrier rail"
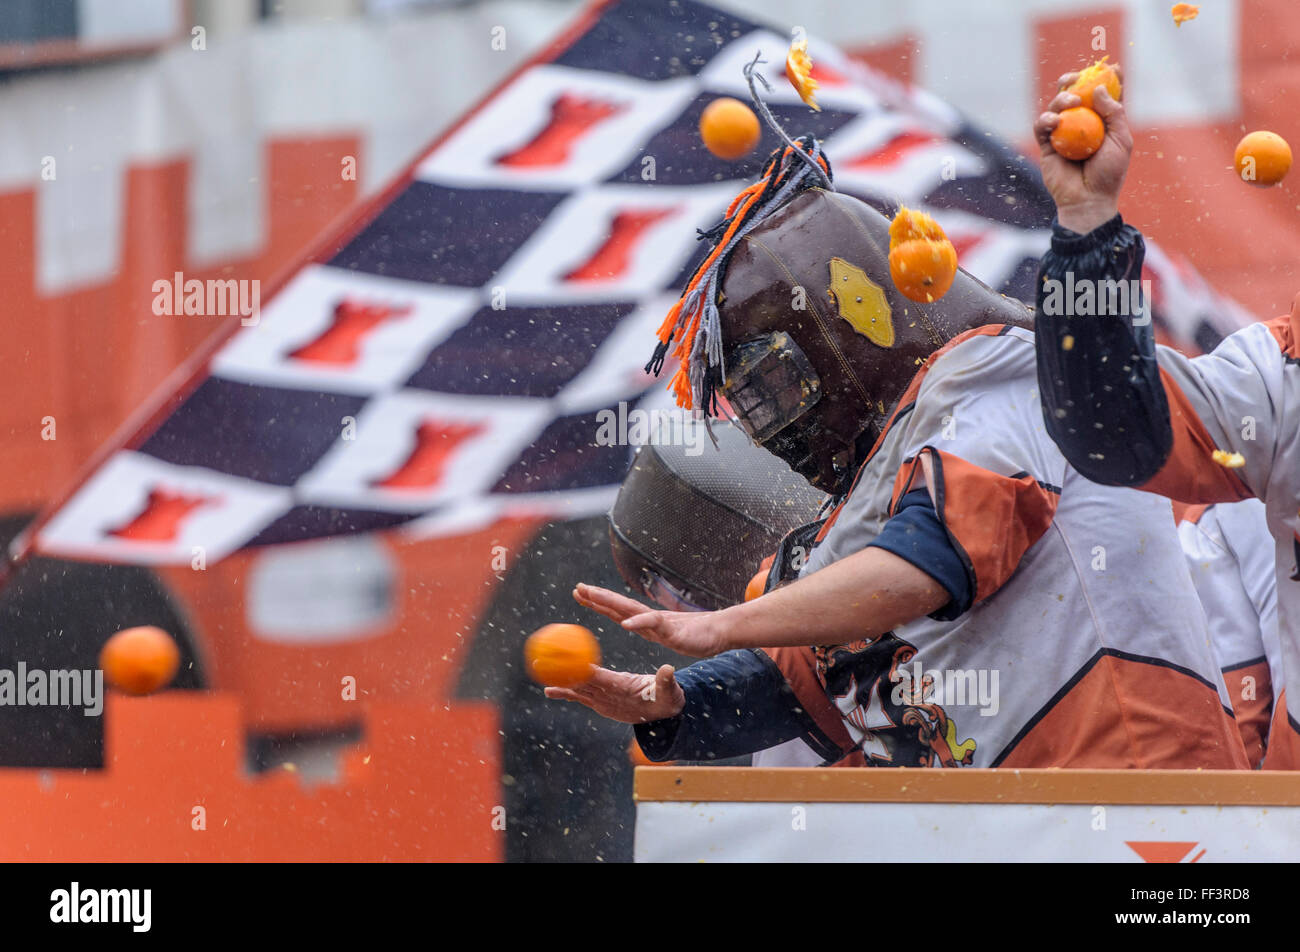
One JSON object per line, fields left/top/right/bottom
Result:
{"left": 635, "top": 766, "right": 1300, "bottom": 805}
{"left": 633, "top": 767, "right": 1300, "bottom": 862}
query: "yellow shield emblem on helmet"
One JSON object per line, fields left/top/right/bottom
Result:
{"left": 828, "top": 257, "right": 894, "bottom": 348}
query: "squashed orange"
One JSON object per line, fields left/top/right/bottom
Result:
{"left": 786, "top": 36, "right": 820, "bottom": 111}
{"left": 888, "top": 206, "right": 958, "bottom": 304}
{"left": 1064, "top": 56, "right": 1122, "bottom": 111}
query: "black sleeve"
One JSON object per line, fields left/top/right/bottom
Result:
{"left": 1034, "top": 214, "right": 1173, "bottom": 486}
{"left": 633, "top": 649, "right": 818, "bottom": 762}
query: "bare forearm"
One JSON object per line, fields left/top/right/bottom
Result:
{"left": 714, "top": 546, "right": 948, "bottom": 650}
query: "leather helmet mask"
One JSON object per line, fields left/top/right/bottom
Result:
{"left": 716, "top": 187, "right": 1032, "bottom": 494}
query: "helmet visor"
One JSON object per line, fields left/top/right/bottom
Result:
{"left": 720, "top": 331, "right": 822, "bottom": 444}
{"left": 639, "top": 567, "right": 708, "bottom": 613}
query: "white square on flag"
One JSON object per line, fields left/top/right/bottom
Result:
{"left": 211, "top": 264, "right": 479, "bottom": 396}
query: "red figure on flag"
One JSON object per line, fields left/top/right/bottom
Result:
{"left": 808, "top": 58, "right": 846, "bottom": 87}
{"left": 289, "top": 299, "right": 413, "bottom": 366}
{"left": 496, "top": 93, "right": 625, "bottom": 168}
{"left": 945, "top": 232, "right": 985, "bottom": 261}
{"left": 563, "top": 207, "right": 677, "bottom": 282}
{"left": 106, "top": 488, "right": 218, "bottom": 544}
{"left": 371, "top": 420, "right": 486, "bottom": 491}
{"left": 843, "top": 131, "right": 940, "bottom": 169}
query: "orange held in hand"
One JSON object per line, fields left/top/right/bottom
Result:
{"left": 1063, "top": 56, "right": 1122, "bottom": 111}
{"left": 699, "top": 97, "right": 761, "bottom": 160}
{"left": 1234, "top": 131, "right": 1292, "bottom": 187}
{"left": 524, "top": 623, "right": 601, "bottom": 688}
{"left": 100, "top": 625, "right": 181, "bottom": 696}
{"left": 1050, "top": 106, "right": 1106, "bottom": 161}
{"left": 888, "top": 206, "right": 958, "bottom": 304}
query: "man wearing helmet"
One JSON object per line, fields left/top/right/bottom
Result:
{"left": 547, "top": 140, "right": 1247, "bottom": 770}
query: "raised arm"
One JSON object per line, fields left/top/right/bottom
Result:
{"left": 1032, "top": 73, "right": 1278, "bottom": 504}
{"left": 1030, "top": 74, "right": 1175, "bottom": 486}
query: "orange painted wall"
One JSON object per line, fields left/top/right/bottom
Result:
{"left": 0, "top": 136, "right": 360, "bottom": 515}
{"left": 0, "top": 693, "right": 501, "bottom": 861}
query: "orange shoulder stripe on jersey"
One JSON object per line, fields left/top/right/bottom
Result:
{"left": 890, "top": 446, "right": 1058, "bottom": 604}
{"left": 1221, "top": 658, "right": 1272, "bottom": 770}
{"left": 1139, "top": 367, "right": 1254, "bottom": 505}
{"left": 1172, "top": 501, "right": 1209, "bottom": 525}
{"left": 1264, "top": 312, "right": 1300, "bottom": 360}
{"left": 1262, "top": 689, "right": 1300, "bottom": 770}
{"left": 759, "top": 646, "right": 854, "bottom": 757}
{"left": 997, "top": 652, "right": 1249, "bottom": 770}
{"left": 815, "top": 324, "right": 1012, "bottom": 543}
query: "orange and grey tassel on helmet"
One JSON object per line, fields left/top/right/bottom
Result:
{"left": 646, "top": 52, "right": 834, "bottom": 416}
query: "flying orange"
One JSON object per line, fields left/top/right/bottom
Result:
{"left": 524, "top": 623, "right": 601, "bottom": 688}
{"left": 699, "top": 97, "right": 761, "bottom": 160}
{"left": 1234, "top": 131, "right": 1292, "bottom": 187}
{"left": 100, "top": 626, "right": 181, "bottom": 695}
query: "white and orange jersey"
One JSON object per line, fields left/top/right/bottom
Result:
{"left": 1115, "top": 315, "right": 1300, "bottom": 767}
{"left": 1177, "top": 499, "right": 1278, "bottom": 767}
{"left": 770, "top": 324, "right": 1247, "bottom": 769}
